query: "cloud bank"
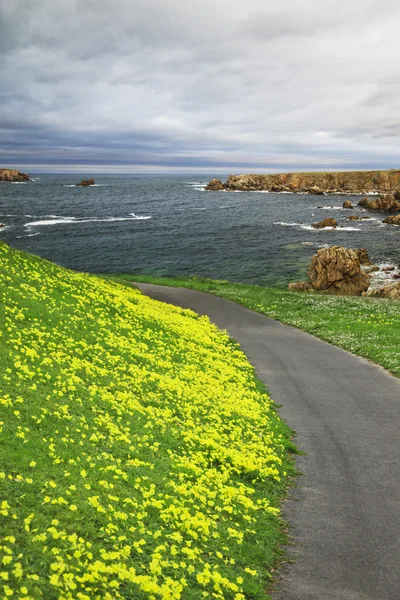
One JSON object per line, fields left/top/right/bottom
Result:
{"left": 1, "top": 0, "right": 400, "bottom": 172}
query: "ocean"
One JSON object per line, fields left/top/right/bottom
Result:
{"left": 1, "top": 174, "right": 399, "bottom": 287}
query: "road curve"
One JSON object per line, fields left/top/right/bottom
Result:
{"left": 136, "top": 283, "right": 400, "bottom": 600}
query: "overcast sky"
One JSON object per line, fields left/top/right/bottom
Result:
{"left": 2, "top": 0, "right": 400, "bottom": 173}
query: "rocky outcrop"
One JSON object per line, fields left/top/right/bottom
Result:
{"left": 364, "top": 281, "right": 400, "bottom": 299}
{"left": 308, "top": 186, "right": 324, "bottom": 195}
{"left": 0, "top": 169, "right": 30, "bottom": 182}
{"left": 383, "top": 215, "right": 400, "bottom": 225}
{"left": 343, "top": 200, "right": 353, "bottom": 208}
{"left": 353, "top": 248, "right": 373, "bottom": 266}
{"left": 76, "top": 179, "right": 95, "bottom": 187}
{"left": 206, "top": 170, "right": 400, "bottom": 194}
{"left": 205, "top": 178, "right": 224, "bottom": 191}
{"left": 358, "top": 194, "right": 400, "bottom": 212}
{"left": 289, "top": 246, "right": 370, "bottom": 296}
{"left": 347, "top": 215, "right": 369, "bottom": 221}
{"left": 311, "top": 217, "right": 337, "bottom": 229}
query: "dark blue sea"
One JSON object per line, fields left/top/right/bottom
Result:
{"left": 1, "top": 174, "right": 399, "bottom": 287}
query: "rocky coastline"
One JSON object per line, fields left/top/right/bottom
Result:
{"left": 0, "top": 169, "right": 30, "bottom": 182}
{"left": 206, "top": 170, "right": 400, "bottom": 195}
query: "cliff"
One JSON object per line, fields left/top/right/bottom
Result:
{"left": 0, "top": 168, "right": 30, "bottom": 182}
{"left": 206, "top": 170, "right": 400, "bottom": 194}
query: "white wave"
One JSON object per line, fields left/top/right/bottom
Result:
{"left": 10, "top": 182, "right": 27, "bottom": 184}
{"left": 317, "top": 206, "right": 344, "bottom": 210}
{"left": 300, "top": 225, "right": 360, "bottom": 231}
{"left": 26, "top": 218, "right": 77, "bottom": 227}
{"left": 16, "top": 232, "right": 40, "bottom": 239}
{"left": 64, "top": 184, "right": 77, "bottom": 187}
{"left": 129, "top": 213, "right": 151, "bottom": 220}
{"left": 25, "top": 213, "right": 152, "bottom": 228}
{"left": 188, "top": 207, "right": 207, "bottom": 211}
{"left": 219, "top": 205, "right": 230, "bottom": 208}
{"left": 274, "top": 221, "right": 360, "bottom": 231}
{"left": 274, "top": 221, "right": 301, "bottom": 227}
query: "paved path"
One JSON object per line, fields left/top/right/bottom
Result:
{"left": 137, "top": 283, "right": 400, "bottom": 600}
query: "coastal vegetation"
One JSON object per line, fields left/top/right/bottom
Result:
{"left": 114, "top": 275, "right": 400, "bottom": 377}
{"left": 0, "top": 243, "right": 295, "bottom": 599}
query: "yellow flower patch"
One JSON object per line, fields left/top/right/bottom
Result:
{"left": 0, "top": 243, "right": 294, "bottom": 599}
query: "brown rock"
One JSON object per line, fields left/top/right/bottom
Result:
{"left": 76, "top": 179, "right": 95, "bottom": 187}
{"left": 353, "top": 248, "right": 373, "bottom": 266}
{"left": 347, "top": 215, "right": 369, "bottom": 220}
{"left": 381, "top": 267, "right": 395, "bottom": 272}
{"left": 288, "top": 281, "right": 313, "bottom": 292}
{"left": 308, "top": 246, "right": 370, "bottom": 295}
{"left": 205, "top": 178, "right": 224, "bottom": 191}
{"left": 311, "top": 217, "right": 337, "bottom": 229}
{"left": 383, "top": 215, "right": 400, "bottom": 225}
{"left": 364, "top": 281, "right": 400, "bottom": 299}
{"left": 358, "top": 194, "right": 400, "bottom": 212}
{"left": 364, "top": 266, "right": 380, "bottom": 273}
{"left": 308, "top": 186, "right": 324, "bottom": 195}
{"left": 343, "top": 200, "right": 353, "bottom": 209}
{"left": 0, "top": 169, "right": 30, "bottom": 182}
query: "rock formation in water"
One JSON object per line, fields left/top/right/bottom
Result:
{"left": 358, "top": 194, "right": 400, "bottom": 212}
{"left": 311, "top": 217, "right": 337, "bottom": 229}
{"left": 383, "top": 215, "right": 400, "bottom": 225}
{"left": 76, "top": 179, "right": 95, "bottom": 187}
{"left": 343, "top": 200, "right": 353, "bottom": 209}
{"left": 205, "top": 170, "right": 400, "bottom": 194}
{"left": 289, "top": 246, "right": 371, "bottom": 296}
{"left": 0, "top": 169, "right": 30, "bottom": 182}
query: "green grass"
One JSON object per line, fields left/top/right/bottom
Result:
{"left": 109, "top": 275, "right": 400, "bottom": 378}
{"left": 0, "top": 244, "right": 296, "bottom": 599}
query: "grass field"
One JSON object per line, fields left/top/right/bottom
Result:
{"left": 111, "top": 275, "right": 400, "bottom": 378}
{"left": 0, "top": 244, "right": 295, "bottom": 599}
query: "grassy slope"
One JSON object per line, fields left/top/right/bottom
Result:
{"left": 0, "top": 244, "right": 295, "bottom": 600}
{"left": 111, "top": 275, "right": 400, "bottom": 378}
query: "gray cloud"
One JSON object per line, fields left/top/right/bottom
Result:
{"left": 1, "top": 0, "right": 400, "bottom": 172}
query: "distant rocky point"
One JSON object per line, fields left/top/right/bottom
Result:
{"left": 76, "top": 179, "right": 95, "bottom": 187}
{"left": 0, "top": 169, "right": 30, "bottom": 182}
{"left": 206, "top": 170, "right": 400, "bottom": 195}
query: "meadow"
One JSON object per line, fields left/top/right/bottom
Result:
{"left": 0, "top": 243, "right": 295, "bottom": 599}
{"left": 114, "top": 275, "right": 400, "bottom": 377}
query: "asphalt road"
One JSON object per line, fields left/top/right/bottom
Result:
{"left": 136, "top": 283, "right": 400, "bottom": 600}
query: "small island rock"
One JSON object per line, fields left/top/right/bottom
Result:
{"left": 76, "top": 179, "right": 95, "bottom": 187}
{"left": 205, "top": 178, "right": 224, "bottom": 191}
{"left": 311, "top": 217, "right": 337, "bottom": 229}
{"left": 358, "top": 194, "right": 400, "bottom": 212}
{"left": 383, "top": 215, "right": 400, "bottom": 225}
{"left": 0, "top": 169, "right": 30, "bottom": 182}
{"left": 343, "top": 200, "right": 353, "bottom": 209}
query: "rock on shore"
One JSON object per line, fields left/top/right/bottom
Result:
{"left": 0, "top": 169, "right": 30, "bottom": 182}
{"left": 289, "top": 246, "right": 371, "bottom": 296}
{"left": 205, "top": 170, "right": 400, "bottom": 194}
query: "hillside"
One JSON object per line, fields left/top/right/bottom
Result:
{"left": 0, "top": 243, "right": 294, "bottom": 599}
{"left": 206, "top": 170, "right": 400, "bottom": 194}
